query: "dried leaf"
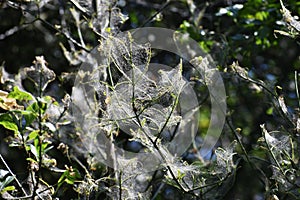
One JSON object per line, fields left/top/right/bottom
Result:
{"left": 280, "top": 0, "right": 300, "bottom": 32}
{"left": 215, "top": 141, "right": 237, "bottom": 178}
{"left": 261, "top": 124, "right": 290, "bottom": 151}
{"left": 229, "top": 61, "right": 250, "bottom": 80}
{"left": 278, "top": 95, "right": 288, "bottom": 116}
{"left": 21, "top": 56, "right": 56, "bottom": 91}
{"left": 0, "top": 66, "right": 14, "bottom": 85}
{"left": 0, "top": 90, "right": 23, "bottom": 110}
{"left": 296, "top": 117, "right": 300, "bottom": 133}
{"left": 267, "top": 194, "right": 279, "bottom": 200}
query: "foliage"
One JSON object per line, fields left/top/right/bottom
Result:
{"left": 0, "top": 0, "right": 299, "bottom": 199}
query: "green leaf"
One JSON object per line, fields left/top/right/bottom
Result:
{"left": 42, "top": 96, "right": 54, "bottom": 105}
{"left": 0, "top": 173, "right": 14, "bottom": 193}
{"left": 0, "top": 113, "right": 19, "bottom": 134}
{"left": 177, "top": 170, "right": 186, "bottom": 180}
{"left": 57, "top": 170, "right": 68, "bottom": 185}
{"left": 27, "top": 101, "right": 47, "bottom": 115}
{"left": 1, "top": 185, "right": 15, "bottom": 194}
{"left": 255, "top": 11, "right": 269, "bottom": 21}
{"left": 28, "top": 130, "right": 39, "bottom": 141}
{"left": 26, "top": 157, "right": 38, "bottom": 163}
{"left": 22, "top": 110, "right": 37, "bottom": 127}
{"left": 266, "top": 107, "right": 273, "bottom": 115}
{"left": 57, "top": 167, "right": 81, "bottom": 190}
{"left": 65, "top": 178, "right": 75, "bottom": 185}
{"left": 26, "top": 102, "right": 39, "bottom": 114}
{"left": 7, "top": 86, "right": 33, "bottom": 101}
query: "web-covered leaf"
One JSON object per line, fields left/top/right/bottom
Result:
{"left": 279, "top": 0, "right": 300, "bottom": 32}
{"left": 270, "top": 165, "right": 294, "bottom": 190}
{"left": 20, "top": 56, "right": 55, "bottom": 93}
{"left": 70, "top": 0, "right": 128, "bottom": 35}
{"left": 274, "top": 0, "right": 300, "bottom": 39}
{"left": 163, "top": 157, "right": 200, "bottom": 191}
{"left": 100, "top": 33, "right": 151, "bottom": 84}
{"left": 107, "top": 63, "right": 184, "bottom": 141}
{"left": 276, "top": 95, "right": 294, "bottom": 124}
{"left": 190, "top": 56, "right": 220, "bottom": 86}
{"left": 260, "top": 124, "right": 300, "bottom": 195}
{"left": 158, "top": 62, "right": 186, "bottom": 97}
{"left": 109, "top": 160, "right": 153, "bottom": 199}
{"left": 214, "top": 141, "right": 237, "bottom": 179}
{"left": 228, "top": 61, "right": 255, "bottom": 82}
{"left": 72, "top": 31, "right": 202, "bottom": 198}
{"left": 261, "top": 124, "right": 291, "bottom": 157}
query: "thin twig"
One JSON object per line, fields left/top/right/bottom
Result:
{"left": 4, "top": 194, "right": 33, "bottom": 200}
{"left": 189, "top": 173, "right": 231, "bottom": 192}
{"left": 232, "top": 68, "right": 294, "bottom": 129}
{"left": 118, "top": 171, "right": 122, "bottom": 200}
{"left": 294, "top": 71, "right": 300, "bottom": 108}
{"left": 137, "top": 0, "right": 172, "bottom": 28}
{"left": 0, "top": 154, "right": 28, "bottom": 196}
{"left": 38, "top": 17, "right": 90, "bottom": 52}
{"left": 0, "top": 25, "right": 28, "bottom": 40}
{"left": 150, "top": 182, "right": 165, "bottom": 200}
{"left": 226, "top": 117, "right": 268, "bottom": 189}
